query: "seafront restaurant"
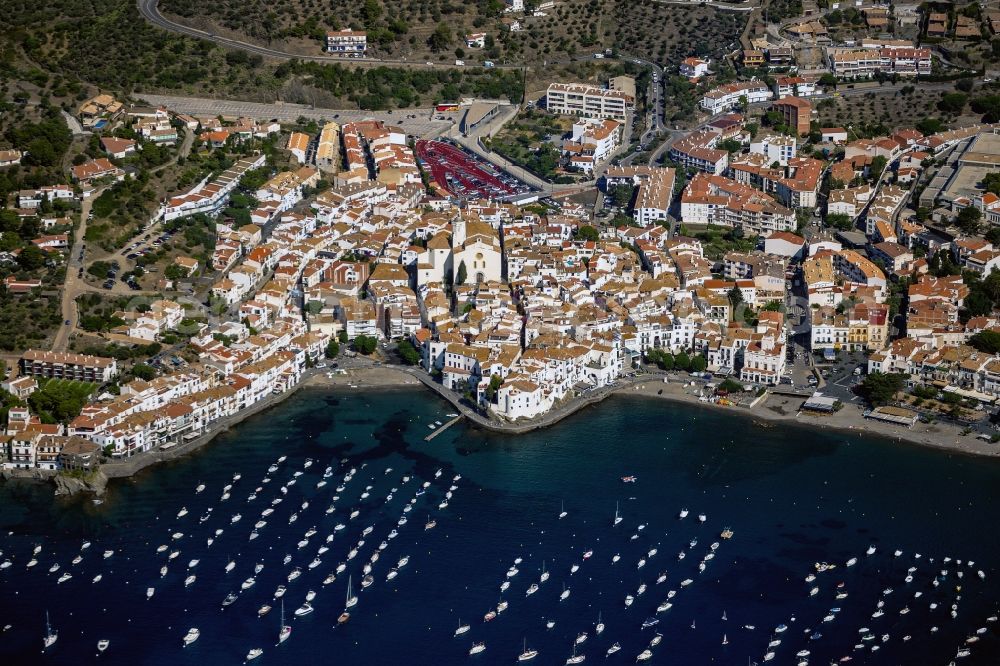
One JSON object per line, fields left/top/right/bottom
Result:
{"left": 864, "top": 405, "right": 919, "bottom": 428}
{"left": 801, "top": 392, "right": 838, "bottom": 413}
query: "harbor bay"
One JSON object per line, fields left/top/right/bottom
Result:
{"left": 1, "top": 386, "right": 999, "bottom": 665}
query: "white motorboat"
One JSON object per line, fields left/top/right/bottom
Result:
{"left": 679, "top": 508, "right": 689, "bottom": 519}
{"left": 698, "top": 513, "right": 707, "bottom": 523}
{"left": 188, "top": 559, "right": 199, "bottom": 568}
{"left": 185, "top": 575, "right": 196, "bottom": 587}
{"left": 607, "top": 643, "right": 621, "bottom": 656}
{"left": 595, "top": 613, "right": 605, "bottom": 635}
{"left": 97, "top": 638, "right": 109, "bottom": 653}
{"left": 93, "top": 574, "right": 102, "bottom": 584}
{"left": 294, "top": 602, "right": 313, "bottom": 617}
{"left": 177, "top": 507, "right": 188, "bottom": 518}
{"left": 225, "top": 560, "right": 236, "bottom": 573}
{"left": 246, "top": 648, "right": 263, "bottom": 661}
{"left": 287, "top": 568, "right": 301, "bottom": 582}
{"left": 560, "top": 584, "right": 571, "bottom": 601}
{"left": 146, "top": 587, "right": 155, "bottom": 599}
{"left": 455, "top": 620, "right": 470, "bottom": 636}
{"left": 274, "top": 585, "right": 286, "bottom": 598}
{"left": 469, "top": 642, "right": 486, "bottom": 655}
{"left": 103, "top": 550, "right": 113, "bottom": 559}
{"left": 637, "top": 649, "right": 653, "bottom": 662}
{"left": 183, "top": 628, "right": 199, "bottom": 646}
{"left": 866, "top": 545, "right": 877, "bottom": 555}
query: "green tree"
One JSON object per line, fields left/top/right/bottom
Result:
{"left": 577, "top": 225, "right": 600, "bottom": 242}
{"left": 428, "top": 23, "right": 452, "bottom": 51}
{"left": 485, "top": 374, "right": 502, "bottom": 402}
{"left": 970, "top": 330, "right": 1000, "bottom": 354}
{"left": 689, "top": 355, "right": 707, "bottom": 373}
{"left": 674, "top": 351, "right": 691, "bottom": 371}
{"left": 825, "top": 212, "right": 853, "bottom": 230}
{"left": 324, "top": 339, "right": 340, "bottom": 359}
{"left": 338, "top": 330, "right": 349, "bottom": 344}
{"left": 456, "top": 260, "right": 468, "bottom": 286}
{"left": 16, "top": 245, "right": 46, "bottom": 271}
{"left": 354, "top": 335, "right": 378, "bottom": 355}
{"left": 957, "top": 206, "right": 982, "bottom": 234}
{"left": 131, "top": 363, "right": 156, "bottom": 381}
{"left": 858, "top": 372, "right": 906, "bottom": 406}
{"left": 938, "top": 92, "right": 968, "bottom": 116}
{"left": 396, "top": 340, "right": 421, "bottom": 365}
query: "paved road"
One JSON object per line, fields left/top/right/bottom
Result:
{"left": 137, "top": 93, "right": 450, "bottom": 138}
{"left": 53, "top": 192, "right": 100, "bottom": 352}
{"left": 137, "top": 0, "right": 515, "bottom": 70}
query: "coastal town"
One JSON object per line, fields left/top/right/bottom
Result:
{"left": 7, "top": 1, "right": 1000, "bottom": 477}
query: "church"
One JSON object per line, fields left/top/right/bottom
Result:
{"left": 451, "top": 216, "right": 502, "bottom": 285}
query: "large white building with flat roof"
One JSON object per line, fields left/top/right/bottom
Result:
{"left": 546, "top": 82, "right": 634, "bottom": 121}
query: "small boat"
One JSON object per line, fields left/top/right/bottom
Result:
{"left": 288, "top": 568, "right": 302, "bottom": 582}
{"left": 246, "top": 648, "right": 263, "bottom": 661}
{"left": 657, "top": 601, "right": 672, "bottom": 613}
{"left": 258, "top": 605, "right": 271, "bottom": 617}
{"left": 642, "top": 617, "right": 659, "bottom": 628}
{"left": 97, "top": 638, "right": 109, "bottom": 653}
{"left": 518, "top": 637, "right": 538, "bottom": 662}
{"left": 866, "top": 545, "right": 876, "bottom": 555}
{"left": 607, "top": 643, "right": 621, "bottom": 656}
{"left": 177, "top": 507, "right": 188, "bottom": 518}
{"left": 575, "top": 631, "right": 587, "bottom": 644}
{"left": 57, "top": 573, "right": 72, "bottom": 584}
{"left": 566, "top": 644, "right": 585, "bottom": 664}
{"left": 242, "top": 577, "right": 256, "bottom": 590}
{"left": 455, "top": 620, "right": 470, "bottom": 636}
{"left": 222, "top": 592, "right": 237, "bottom": 606}
{"left": 846, "top": 557, "right": 857, "bottom": 567}
{"left": 185, "top": 575, "right": 196, "bottom": 587}
{"left": 274, "top": 585, "right": 286, "bottom": 598}
{"left": 559, "top": 500, "right": 568, "bottom": 519}
{"left": 637, "top": 649, "right": 652, "bottom": 661}
{"left": 679, "top": 509, "right": 689, "bottom": 519}
{"left": 146, "top": 587, "right": 155, "bottom": 599}
{"left": 103, "top": 550, "right": 114, "bottom": 559}
{"left": 93, "top": 574, "right": 102, "bottom": 584}
{"left": 698, "top": 513, "right": 706, "bottom": 523}
{"left": 43, "top": 612, "right": 57, "bottom": 649}
{"left": 469, "top": 642, "right": 486, "bottom": 655}
{"left": 621, "top": 475, "right": 637, "bottom": 483}
{"left": 183, "top": 628, "right": 199, "bottom": 646}
{"left": 560, "top": 584, "right": 571, "bottom": 601}
{"left": 294, "top": 602, "right": 313, "bottom": 617}
{"left": 425, "top": 518, "right": 436, "bottom": 531}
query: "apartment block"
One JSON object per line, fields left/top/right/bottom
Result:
{"left": 546, "top": 82, "right": 634, "bottom": 121}
{"left": 20, "top": 350, "right": 117, "bottom": 383}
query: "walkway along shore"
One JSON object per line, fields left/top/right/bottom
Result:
{"left": 5, "top": 362, "right": 998, "bottom": 497}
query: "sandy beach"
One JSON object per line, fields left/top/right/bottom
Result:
{"left": 303, "top": 365, "right": 422, "bottom": 390}
{"left": 626, "top": 378, "right": 1000, "bottom": 459}
{"left": 302, "top": 364, "right": 1000, "bottom": 458}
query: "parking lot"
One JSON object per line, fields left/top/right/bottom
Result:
{"left": 415, "top": 139, "right": 533, "bottom": 199}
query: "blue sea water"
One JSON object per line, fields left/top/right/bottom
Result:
{"left": 1, "top": 387, "right": 1000, "bottom": 665}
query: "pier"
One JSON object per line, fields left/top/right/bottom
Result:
{"left": 425, "top": 415, "right": 463, "bottom": 441}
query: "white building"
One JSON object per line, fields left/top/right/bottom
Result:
{"left": 700, "top": 80, "right": 773, "bottom": 114}
{"left": 327, "top": 30, "right": 367, "bottom": 56}
{"left": 679, "top": 57, "right": 711, "bottom": 79}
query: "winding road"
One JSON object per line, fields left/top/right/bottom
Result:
{"left": 137, "top": 0, "right": 517, "bottom": 70}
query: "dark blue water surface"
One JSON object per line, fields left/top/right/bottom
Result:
{"left": 1, "top": 387, "right": 1000, "bottom": 665}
